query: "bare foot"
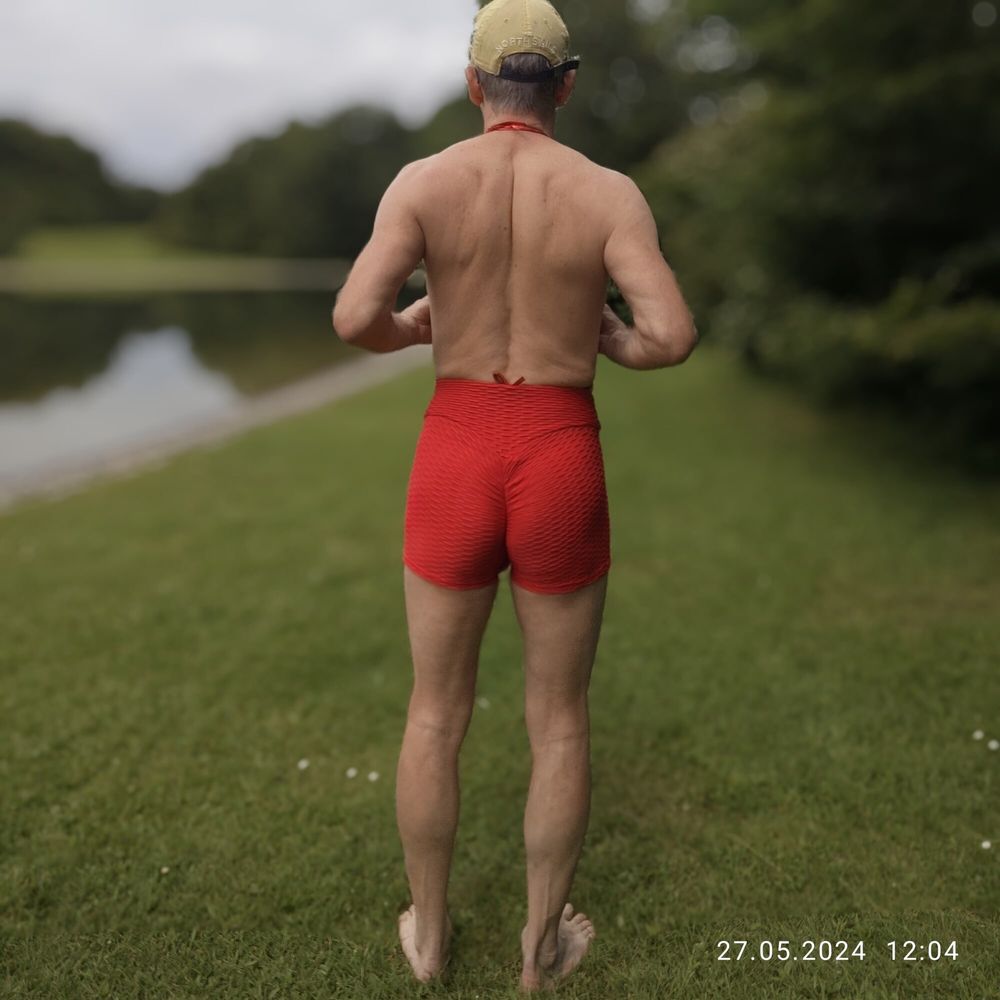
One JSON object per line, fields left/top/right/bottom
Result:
{"left": 520, "top": 903, "right": 596, "bottom": 991}
{"left": 398, "top": 904, "right": 453, "bottom": 982}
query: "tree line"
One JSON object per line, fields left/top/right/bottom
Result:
{"left": 0, "top": 119, "right": 158, "bottom": 254}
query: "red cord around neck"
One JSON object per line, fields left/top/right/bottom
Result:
{"left": 486, "top": 120, "right": 550, "bottom": 137}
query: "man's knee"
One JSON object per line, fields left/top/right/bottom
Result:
{"left": 525, "top": 696, "right": 589, "bottom": 748}
{"left": 406, "top": 703, "right": 474, "bottom": 746}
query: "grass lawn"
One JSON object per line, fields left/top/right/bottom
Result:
{"left": 2, "top": 346, "right": 998, "bottom": 998}
{"left": 3, "top": 225, "right": 347, "bottom": 295}
{"left": 15, "top": 225, "right": 234, "bottom": 261}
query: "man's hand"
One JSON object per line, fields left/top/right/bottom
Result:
{"left": 597, "top": 303, "right": 628, "bottom": 357}
{"left": 397, "top": 295, "right": 432, "bottom": 346}
{"left": 599, "top": 301, "right": 694, "bottom": 369}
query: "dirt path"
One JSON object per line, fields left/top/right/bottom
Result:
{"left": 0, "top": 345, "right": 433, "bottom": 515}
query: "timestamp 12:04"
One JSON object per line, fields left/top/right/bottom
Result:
{"left": 887, "top": 940, "right": 958, "bottom": 961}
{"left": 716, "top": 940, "right": 959, "bottom": 962}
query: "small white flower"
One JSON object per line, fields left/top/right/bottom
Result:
{"left": 297, "top": 758, "right": 310, "bottom": 770}
{"left": 367, "top": 770, "right": 380, "bottom": 782}
{"left": 477, "top": 696, "right": 491, "bottom": 710}
{"left": 346, "top": 767, "right": 358, "bottom": 779}
{"left": 988, "top": 740, "right": 999, "bottom": 751}
{"left": 160, "top": 866, "right": 170, "bottom": 874}
{"left": 972, "top": 729, "right": 985, "bottom": 740}
{"left": 982, "top": 840, "right": 992, "bottom": 850}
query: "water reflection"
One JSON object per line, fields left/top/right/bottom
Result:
{"left": 0, "top": 328, "right": 239, "bottom": 479}
{"left": 0, "top": 291, "right": 349, "bottom": 404}
{"left": 0, "top": 289, "right": 420, "bottom": 485}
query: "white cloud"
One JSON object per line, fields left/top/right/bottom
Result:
{"left": 0, "top": 0, "right": 478, "bottom": 189}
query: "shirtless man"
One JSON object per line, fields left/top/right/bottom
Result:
{"left": 332, "top": 0, "right": 697, "bottom": 989}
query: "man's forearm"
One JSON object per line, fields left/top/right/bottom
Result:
{"left": 602, "top": 326, "right": 681, "bottom": 370}
{"left": 603, "top": 318, "right": 698, "bottom": 370}
{"left": 334, "top": 306, "right": 418, "bottom": 354}
{"left": 601, "top": 326, "right": 653, "bottom": 370}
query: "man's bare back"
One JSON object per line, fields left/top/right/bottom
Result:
{"left": 410, "top": 132, "right": 615, "bottom": 387}
{"left": 333, "top": 116, "right": 696, "bottom": 379}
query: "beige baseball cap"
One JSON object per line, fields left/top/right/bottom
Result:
{"left": 469, "top": 0, "right": 581, "bottom": 81}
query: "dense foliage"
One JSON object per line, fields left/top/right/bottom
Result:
{"left": 0, "top": 120, "right": 157, "bottom": 253}
{"left": 155, "top": 108, "right": 415, "bottom": 258}
{"left": 635, "top": 0, "right": 999, "bottom": 469}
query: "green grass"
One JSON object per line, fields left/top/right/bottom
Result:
{"left": 16, "top": 224, "right": 231, "bottom": 261}
{"left": 2, "top": 346, "right": 998, "bottom": 998}
{"left": 1, "top": 226, "right": 348, "bottom": 295}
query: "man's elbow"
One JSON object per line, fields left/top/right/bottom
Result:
{"left": 646, "top": 313, "right": 699, "bottom": 367}
{"left": 332, "top": 298, "right": 364, "bottom": 344}
{"left": 668, "top": 315, "right": 699, "bottom": 365}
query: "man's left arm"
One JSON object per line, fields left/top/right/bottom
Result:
{"left": 332, "top": 163, "right": 429, "bottom": 353}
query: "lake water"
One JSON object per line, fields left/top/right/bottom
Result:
{"left": 0, "top": 291, "right": 393, "bottom": 485}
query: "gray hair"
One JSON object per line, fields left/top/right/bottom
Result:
{"left": 474, "top": 54, "right": 564, "bottom": 116}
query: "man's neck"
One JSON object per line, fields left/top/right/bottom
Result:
{"left": 481, "top": 108, "right": 555, "bottom": 138}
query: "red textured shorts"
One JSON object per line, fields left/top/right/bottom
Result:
{"left": 403, "top": 374, "right": 611, "bottom": 594}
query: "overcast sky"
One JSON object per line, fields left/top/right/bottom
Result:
{"left": 0, "top": 0, "right": 478, "bottom": 190}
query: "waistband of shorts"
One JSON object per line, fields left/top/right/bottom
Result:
{"left": 433, "top": 376, "right": 593, "bottom": 396}
{"left": 427, "top": 377, "right": 598, "bottom": 424}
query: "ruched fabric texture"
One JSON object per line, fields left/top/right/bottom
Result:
{"left": 403, "top": 377, "right": 611, "bottom": 594}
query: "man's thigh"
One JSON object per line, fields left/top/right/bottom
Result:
{"left": 511, "top": 572, "right": 608, "bottom": 715}
{"left": 403, "top": 566, "right": 499, "bottom": 722}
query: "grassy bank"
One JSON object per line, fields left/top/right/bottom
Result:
{"left": 16, "top": 225, "right": 221, "bottom": 261}
{"left": 1, "top": 225, "right": 348, "bottom": 294}
{"left": 2, "top": 346, "right": 998, "bottom": 998}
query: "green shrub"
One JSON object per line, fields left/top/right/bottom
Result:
{"left": 711, "top": 285, "right": 1000, "bottom": 472}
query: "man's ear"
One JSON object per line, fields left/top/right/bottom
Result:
{"left": 466, "top": 66, "right": 485, "bottom": 107}
{"left": 556, "top": 68, "right": 577, "bottom": 108}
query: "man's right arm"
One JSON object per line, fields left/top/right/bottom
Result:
{"left": 600, "top": 173, "right": 698, "bottom": 370}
